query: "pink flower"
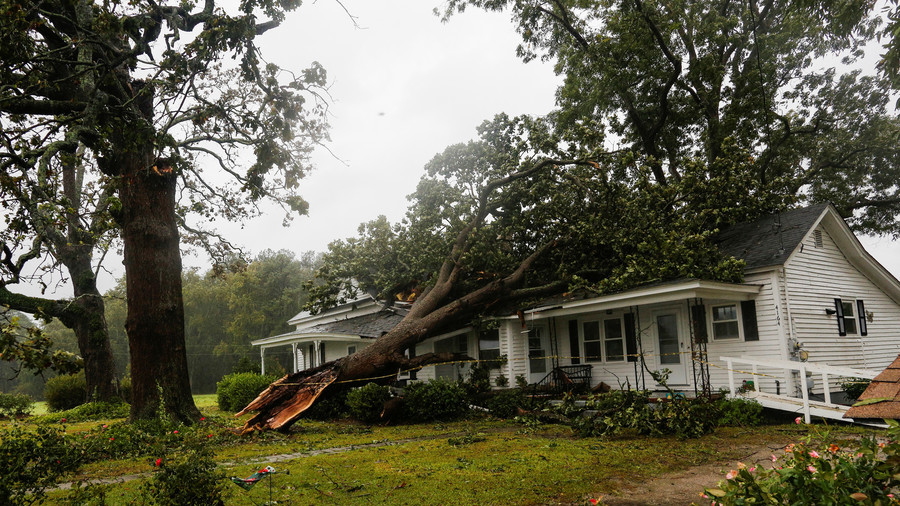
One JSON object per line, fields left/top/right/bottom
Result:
{"left": 102, "top": 424, "right": 107, "bottom": 429}
{"left": 155, "top": 458, "right": 161, "bottom": 467}
{"left": 588, "top": 500, "right": 598, "bottom": 505}
{"left": 700, "top": 493, "right": 709, "bottom": 499}
{"left": 771, "top": 454, "right": 778, "bottom": 462}
{"left": 200, "top": 417, "right": 205, "bottom": 421}
{"left": 809, "top": 451, "right": 820, "bottom": 458}
{"left": 795, "top": 416, "right": 802, "bottom": 424}
{"left": 207, "top": 434, "right": 213, "bottom": 438}
{"left": 109, "top": 437, "right": 114, "bottom": 441}
{"left": 725, "top": 470, "right": 737, "bottom": 480}
{"left": 749, "top": 466, "right": 756, "bottom": 472}
{"left": 60, "top": 418, "right": 66, "bottom": 422}
{"left": 173, "top": 430, "right": 178, "bottom": 434}
{"left": 807, "top": 465, "right": 816, "bottom": 473}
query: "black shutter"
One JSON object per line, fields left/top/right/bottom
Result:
{"left": 691, "top": 304, "right": 708, "bottom": 343}
{"left": 857, "top": 300, "right": 867, "bottom": 337}
{"left": 834, "top": 298, "right": 846, "bottom": 336}
{"left": 568, "top": 320, "right": 580, "bottom": 364}
{"left": 624, "top": 312, "right": 638, "bottom": 362}
{"left": 741, "top": 300, "right": 759, "bottom": 341}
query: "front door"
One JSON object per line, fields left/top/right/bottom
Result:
{"left": 655, "top": 311, "right": 689, "bottom": 385}
{"left": 528, "top": 326, "right": 550, "bottom": 383}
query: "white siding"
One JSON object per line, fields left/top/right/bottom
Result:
{"left": 502, "top": 321, "right": 529, "bottom": 386}
{"left": 784, "top": 226, "right": 900, "bottom": 374}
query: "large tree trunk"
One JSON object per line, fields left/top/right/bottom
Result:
{"left": 119, "top": 157, "right": 200, "bottom": 423}
{"left": 63, "top": 254, "right": 118, "bottom": 401}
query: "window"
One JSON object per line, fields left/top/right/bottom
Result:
{"left": 711, "top": 304, "right": 740, "bottom": 340}
{"left": 834, "top": 298, "right": 860, "bottom": 336}
{"left": 583, "top": 321, "right": 602, "bottom": 362}
{"left": 478, "top": 329, "right": 501, "bottom": 369}
{"left": 347, "top": 345, "right": 357, "bottom": 355}
{"left": 604, "top": 318, "right": 625, "bottom": 361}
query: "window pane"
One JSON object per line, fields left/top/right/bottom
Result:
{"left": 844, "top": 318, "right": 857, "bottom": 335}
{"left": 479, "top": 329, "right": 500, "bottom": 351}
{"left": 584, "top": 341, "right": 602, "bottom": 362}
{"left": 713, "top": 321, "right": 740, "bottom": 339}
{"left": 583, "top": 321, "right": 600, "bottom": 341}
{"left": 605, "top": 339, "right": 624, "bottom": 361}
{"left": 604, "top": 319, "right": 622, "bottom": 339}
{"left": 713, "top": 305, "right": 737, "bottom": 322}
{"left": 842, "top": 302, "right": 855, "bottom": 317}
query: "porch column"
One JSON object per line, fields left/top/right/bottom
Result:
{"left": 314, "top": 340, "right": 322, "bottom": 367}
{"left": 291, "top": 343, "right": 298, "bottom": 373}
{"left": 260, "top": 346, "right": 266, "bottom": 375}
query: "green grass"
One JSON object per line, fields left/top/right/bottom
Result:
{"left": 3, "top": 397, "right": 884, "bottom": 505}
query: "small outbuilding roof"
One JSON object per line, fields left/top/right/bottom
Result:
{"left": 296, "top": 309, "right": 405, "bottom": 339}
{"left": 843, "top": 354, "right": 900, "bottom": 420}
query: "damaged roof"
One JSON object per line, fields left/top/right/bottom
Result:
{"left": 843, "top": 354, "right": 900, "bottom": 420}
{"left": 294, "top": 309, "right": 406, "bottom": 339}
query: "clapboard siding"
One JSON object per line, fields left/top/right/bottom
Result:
{"left": 784, "top": 225, "right": 900, "bottom": 373}
{"left": 501, "top": 321, "right": 528, "bottom": 385}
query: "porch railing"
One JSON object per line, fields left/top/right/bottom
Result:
{"left": 527, "top": 365, "right": 593, "bottom": 404}
{"left": 720, "top": 356, "right": 879, "bottom": 424}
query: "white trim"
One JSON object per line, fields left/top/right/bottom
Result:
{"left": 501, "top": 280, "right": 761, "bottom": 320}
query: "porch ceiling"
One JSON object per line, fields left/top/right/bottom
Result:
{"left": 251, "top": 332, "right": 371, "bottom": 349}
{"left": 510, "top": 279, "right": 762, "bottom": 319}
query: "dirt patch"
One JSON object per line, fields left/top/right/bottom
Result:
{"left": 599, "top": 440, "right": 788, "bottom": 506}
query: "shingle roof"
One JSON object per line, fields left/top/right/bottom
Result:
{"left": 714, "top": 204, "right": 830, "bottom": 270}
{"left": 843, "top": 354, "right": 900, "bottom": 420}
{"left": 295, "top": 310, "right": 406, "bottom": 339}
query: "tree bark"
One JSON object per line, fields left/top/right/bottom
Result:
{"left": 63, "top": 253, "right": 119, "bottom": 401}
{"left": 119, "top": 156, "right": 200, "bottom": 423}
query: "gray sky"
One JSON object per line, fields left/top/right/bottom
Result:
{"left": 18, "top": 0, "right": 900, "bottom": 295}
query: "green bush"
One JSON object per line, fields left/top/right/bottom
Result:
{"left": 35, "top": 400, "right": 130, "bottom": 424}
{"left": 305, "top": 388, "right": 349, "bottom": 420}
{"left": 482, "top": 389, "right": 526, "bottom": 418}
{"left": 840, "top": 377, "right": 871, "bottom": 400}
{"left": 705, "top": 421, "right": 900, "bottom": 505}
{"left": 569, "top": 390, "right": 718, "bottom": 439}
{"left": 0, "top": 392, "right": 33, "bottom": 418}
{"left": 716, "top": 397, "right": 764, "bottom": 427}
{"left": 216, "top": 373, "right": 278, "bottom": 412}
{"left": 346, "top": 383, "right": 392, "bottom": 423}
{"left": 0, "top": 425, "right": 81, "bottom": 504}
{"left": 404, "top": 379, "right": 468, "bottom": 422}
{"left": 45, "top": 372, "right": 87, "bottom": 412}
{"left": 140, "top": 439, "right": 228, "bottom": 505}
{"left": 120, "top": 375, "right": 132, "bottom": 403}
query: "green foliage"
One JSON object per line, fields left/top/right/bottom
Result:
{"left": 403, "top": 380, "right": 469, "bottom": 422}
{"left": 715, "top": 398, "right": 764, "bottom": 427}
{"left": 215, "top": 373, "right": 279, "bottom": 412}
{"left": 0, "top": 425, "right": 81, "bottom": 504}
{"left": 120, "top": 375, "right": 132, "bottom": 403}
{"left": 304, "top": 388, "right": 349, "bottom": 420}
{"left": 494, "top": 375, "right": 509, "bottom": 387}
{"left": 140, "top": 439, "right": 228, "bottom": 505}
{"left": 44, "top": 372, "right": 87, "bottom": 412}
{"left": 0, "top": 310, "right": 82, "bottom": 376}
{"left": 464, "top": 361, "right": 493, "bottom": 398}
{"left": 345, "top": 383, "right": 392, "bottom": 424}
{"left": 480, "top": 389, "right": 527, "bottom": 418}
{"left": 568, "top": 390, "right": 719, "bottom": 439}
{"left": 841, "top": 377, "right": 872, "bottom": 400}
{"left": 705, "top": 422, "right": 900, "bottom": 505}
{"left": 35, "top": 400, "right": 129, "bottom": 424}
{"left": 0, "top": 392, "right": 33, "bottom": 418}
{"left": 515, "top": 375, "right": 528, "bottom": 389}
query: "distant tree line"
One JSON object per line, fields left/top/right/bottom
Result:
{"left": 1, "top": 250, "right": 319, "bottom": 398}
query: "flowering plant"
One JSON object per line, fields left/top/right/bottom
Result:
{"left": 703, "top": 420, "right": 899, "bottom": 505}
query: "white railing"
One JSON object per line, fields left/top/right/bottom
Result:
{"left": 720, "top": 356, "right": 879, "bottom": 424}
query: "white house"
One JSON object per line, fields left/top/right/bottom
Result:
{"left": 253, "top": 204, "right": 900, "bottom": 396}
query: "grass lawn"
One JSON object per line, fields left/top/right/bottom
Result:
{"left": 2, "top": 396, "right": 883, "bottom": 505}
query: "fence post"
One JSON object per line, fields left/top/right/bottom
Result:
{"left": 800, "top": 364, "right": 811, "bottom": 424}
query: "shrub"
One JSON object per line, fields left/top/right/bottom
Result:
{"left": 305, "top": 388, "right": 349, "bottom": 420}
{"left": 345, "top": 383, "right": 392, "bottom": 423}
{"left": 840, "top": 377, "right": 871, "bottom": 400}
{"left": 404, "top": 379, "right": 468, "bottom": 422}
{"left": 569, "top": 390, "right": 718, "bottom": 439}
{"left": 463, "top": 362, "right": 492, "bottom": 399}
{"left": 0, "top": 392, "right": 33, "bottom": 418}
{"left": 482, "top": 388, "right": 526, "bottom": 418}
{"left": 45, "top": 372, "right": 87, "bottom": 412}
{"left": 141, "top": 439, "right": 228, "bottom": 505}
{"left": 35, "top": 400, "right": 130, "bottom": 424}
{"left": 716, "top": 398, "right": 764, "bottom": 427}
{"left": 705, "top": 422, "right": 900, "bottom": 505}
{"left": 0, "top": 425, "right": 81, "bottom": 504}
{"left": 216, "top": 373, "right": 278, "bottom": 412}
{"left": 120, "top": 375, "right": 132, "bottom": 403}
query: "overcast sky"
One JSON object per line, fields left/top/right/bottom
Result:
{"left": 17, "top": 0, "right": 900, "bottom": 296}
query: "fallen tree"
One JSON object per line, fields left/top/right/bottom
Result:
{"left": 237, "top": 115, "right": 757, "bottom": 432}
